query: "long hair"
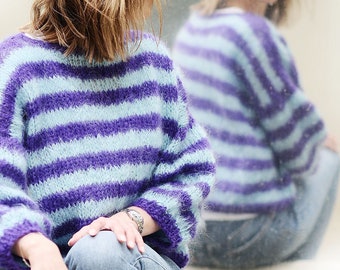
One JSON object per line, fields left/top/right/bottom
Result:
{"left": 24, "top": 0, "right": 162, "bottom": 62}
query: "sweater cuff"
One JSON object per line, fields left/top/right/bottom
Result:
{"left": 0, "top": 220, "right": 47, "bottom": 270}
{"left": 133, "top": 198, "right": 182, "bottom": 248}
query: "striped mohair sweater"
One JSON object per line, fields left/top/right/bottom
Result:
{"left": 0, "top": 32, "right": 216, "bottom": 269}
{"left": 172, "top": 9, "right": 326, "bottom": 214}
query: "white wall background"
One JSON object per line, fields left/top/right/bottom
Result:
{"left": 280, "top": 0, "right": 340, "bottom": 143}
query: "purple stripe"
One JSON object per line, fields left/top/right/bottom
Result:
{"left": 134, "top": 198, "right": 182, "bottom": 248}
{"left": 288, "top": 144, "right": 319, "bottom": 175}
{"left": 174, "top": 48, "right": 239, "bottom": 97}
{"left": 39, "top": 179, "right": 148, "bottom": 213}
{"left": 0, "top": 220, "right": 48, "bottom": 270}
{"left": 180, "top": 18, "right": 300, "bottom": 118}
{"left": 0, "top": 197, "right": 38, "bottom": 210}
{"left": 174, "top": 40, "right": 264, "bottom": 113}
{"left": 190, "top": 95, "right": 257, "bottom": 125}
{"left": 152, "top": 187, "right": 196, "bottom": 237}
{"left": 153, "top": 162, "right": 215, "bottom": 184}
{"left": 162, "top": 118, "right": 181, "bottom": 140}
{"left": 197, "top": 181, "right": 212, "bottom": 198}
{"left": 159, "top": 139, "right": 211, "bottom": 164}
{"left": 52, "top": 218, "right": 94, "bottom": 239}
{"left": 266, "top": 103, "right": 315, "bottom": 141}
{"left": 278, "top": 121, "right": 324, "bottom": 162}
{"left": 214, "top": 173, "right": 292, "bottom": 195}
{"left": 0, "top": 53, "right": 172, "bottom": 136}
{"left": 28, "top": 147, "right": 159, "bottom": 184}
{"left": 0, "top": 34, "right": 31, "bottom": 65}
{"left": 26, "top": 113, "right": 161, "bottom": 151}
{"left": 206, "top": 198, "right": 293, "bottom": 214}
{"left": 207, "top": 126, "right": 267, "bottom": 147}
{"left": 188, "top": 13, "right": 290, "bottom": 101}
{"left": 0, "top": 138, "right": 25, "bottom": 153}
{"left": 243, "top": 14, "right": 299, "bottom": 90}
{"left": 218, "top": 156, "right": 274, "bottom": 171}
{"left": 185, "top": 138, "right": 211, "bottom": 154}
{"left": 25, "top": 82, "right": 177, "bottom": 118}
{"left": 0, "top": 161, "right": 26, "bottom": 188}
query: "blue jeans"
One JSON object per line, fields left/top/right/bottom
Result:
{"left": 189, "top": 148, "right": 340, "bottom": 269}
{"left": 64, "top": 231, "right": 180, "bottom": 270}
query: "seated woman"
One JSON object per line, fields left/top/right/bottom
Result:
{"left": 0, "top": 0, "right": 216, "bottom": 269}
{"left": 172, "top": 0, "right": 340, "bottom": 268}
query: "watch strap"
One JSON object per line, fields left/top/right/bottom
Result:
{"left": 122, "top": 208, "right": 144, "bottom": 234}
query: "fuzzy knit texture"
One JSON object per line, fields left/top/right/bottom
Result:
{"left": 172, "top": 9, "right": 326, "bottom": 214}
{"left": 0, "top": 32, "right": 216, "bottom": 270}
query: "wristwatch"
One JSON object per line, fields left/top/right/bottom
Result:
{"left": 122, "top": 208, "right": 144, "bottom": 234}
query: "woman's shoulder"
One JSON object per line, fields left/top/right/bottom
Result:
{"left": 0, "top": 33, "right": 27, "bottom": 53}
{"left": 230, "top": 12, "right": 279, "bottom": 40}
{"left": 0, "top": 32, "right": 62, "bottom": 64}
{"left": 128, "top": 31, "right": 174, "bottom": 68}
{"left": 132, "top": 31, "right": 171, "bottom": 56}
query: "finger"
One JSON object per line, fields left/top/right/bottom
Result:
{"left": 135, "top": 230, "right": 145, "bottom": 253}
{"left": 87, "top": 217, "right": 107, "bottom": 236}
{"left": 68, "top": 217, "right": 107, "bottom": 246}
{"left": 68, "top": 226, "right": 90, "bottom": 246}
{"left": 109, "top": 219, "right": 127, "bottom": 243}
{"left": 124, "top": 223, "right": 138, "bottom": 249}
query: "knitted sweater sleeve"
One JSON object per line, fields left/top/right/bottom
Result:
{"left": 133, "top": 45, "right": 216, "bottom": 267}
{"left": 0, "top": 36, "right": 52, "bottom": 270}
{"left": 237, "top": 16, "right": 326, "bottom": 180}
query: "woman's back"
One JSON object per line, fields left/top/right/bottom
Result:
{"left": 173, "top": 8, "right": 326, "bottom": 214}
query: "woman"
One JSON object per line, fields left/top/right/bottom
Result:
{"left": 173, "top": 0, "right": 339, "bottom": 268}
{"left": 0, "top": 0, "right": 216, "bottom": 269}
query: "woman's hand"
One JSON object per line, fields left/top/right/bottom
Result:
{"left": 68, "top": 210, "right": 146, "bottom": 253}
{"left": 323, "top": 135, "right": 338, "bottom": 152}
{"left": 13, "top": 232, "right": 67, "bottom": 270}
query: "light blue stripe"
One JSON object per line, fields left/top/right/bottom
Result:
{"left": 27, "top": 98, "right": 161, "bottom": 136}
{"left": 173, "top": 44, "right": 240, "bottom": 89}
{"left": 10, "top": 93, "right": 27, "bottom": 142}
{"left": 155, "top": 148, "right": 212, "bottom": 175}
{"left": 191, "top": 108, "right": 264, "bottom": 139}
{"left": 216, "top": 164, "right": 278, "bottom": 184}
{"left": 29, "top": 129, "right": 161, "bottom": 167}
{"left": 271, "top": 112, "right": 324, "bottom": 152}
{"left": 176, "top": 27, "right": 273, "bottom": 106}
{"left": 284, "top": 135, "right": 324, "bottom": 172}
{"left": 28, "top": 163, "right": 152, "bottom": 200}
{"left": 185, "top": 80, "right": 246, "bottom": 113}
{"left": 49, "top": 198, "right": 133, "bottom": 227}
{"left": 207, "top": 184, "right": 296, "bottom": 205}
{"left": 190, "top": 13, "right": 286, "bottom": 96}
{"left": 209, "top": 137, "right": 270, "bottom": 160}
{"left": 21, "top": 66, "right": 173, "bottom": 101}
{"left": 0, "top": 206, "right": 47, "bottom": 237}
{"left": 0, "top": 186, "right": 30, "bottom": 201}
{"left": 142, "top": 190, "right": 190, "bottom": 239}
{"left": 0, "top": 176, "right": 23, "bottom": 190}
{"left": 262, "top": 91, "right": 311, "bottom": 131}
{"left": 0, "top": 148, "right": 26, "bottom": 172}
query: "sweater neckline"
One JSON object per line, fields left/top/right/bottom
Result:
{"left": 214, "top": 7, "right": 245, "bottom": 15}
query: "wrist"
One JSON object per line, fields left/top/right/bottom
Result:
{"left": 13, "top": 233, "right": 58, "bottom": 261}
{"left": 121, "top": 208, "right": 144, "bottom": 234}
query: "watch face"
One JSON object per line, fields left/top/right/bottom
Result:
{"left": 125, "top": 209, "right": 144, "bottom": 234}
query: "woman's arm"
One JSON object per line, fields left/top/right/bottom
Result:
{"left": 12, "top": 233, "right": 67, "bottom": 270}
